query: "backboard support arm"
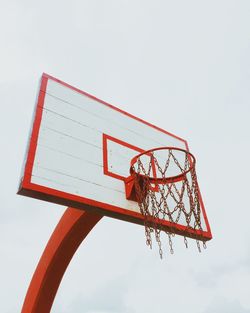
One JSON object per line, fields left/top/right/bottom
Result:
{"left": 21, "top": 207, "right": 102, "bottom": 313}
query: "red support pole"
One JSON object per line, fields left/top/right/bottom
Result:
{"left": 21, "top": 207, "right": 102, "bottom": 313}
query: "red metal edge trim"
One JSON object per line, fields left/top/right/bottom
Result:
{"left": 103, "top": 134, "right": 109, "bottom": 177}
{"left": 183, "top": 141, "right": 212, "bottom": 239}
{"left": 21, "top": 75, "right": 48, "bottom": 189}
{"left": 18, "top": 181, "right": 212, "bottom": 241}
{"left": 21, "top": 208, "right": 102, "bottom": 313}
{"left": 198, "top": 188, "right": 212, "bottom": 239}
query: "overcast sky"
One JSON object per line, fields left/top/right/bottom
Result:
{"left": 1, "top": 1, "right": 250, "bottom": 312}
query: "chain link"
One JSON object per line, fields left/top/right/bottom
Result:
{"left": 196, "top": 240, "right": 201, "bottom": 253}
{"left": 184, "top": 236, "right": 188, "bottom": 248}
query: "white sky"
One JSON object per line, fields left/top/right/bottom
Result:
{"left": 1, "top": 0, "right": 250, "bottom": 312}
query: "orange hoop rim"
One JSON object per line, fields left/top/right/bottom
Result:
{"left": 130, "top": 147, "right": 196, "bottom": 184}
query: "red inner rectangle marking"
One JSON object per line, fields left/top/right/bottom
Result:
{"left": 103, "top": 134, "right": 159, "bottom": 192}
{"left": 103, "top": 134, "right": 144, "bottom": 181}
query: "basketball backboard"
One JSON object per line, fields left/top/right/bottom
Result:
{"left": 18, "top": 73, "right": 212, "bottom": 242}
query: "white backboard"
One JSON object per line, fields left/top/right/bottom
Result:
{"left": 18, "top": 74, "right": 211, "bottom": 241}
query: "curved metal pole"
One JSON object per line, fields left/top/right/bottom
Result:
{"left": 21, "top": 207, "right": 102, "bottom": 313}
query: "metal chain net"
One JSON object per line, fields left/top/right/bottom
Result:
{"left": 132, "top": 148, "right": 206, "bottom": 258}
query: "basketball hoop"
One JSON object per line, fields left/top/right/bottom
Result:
{"left": 125, "top": 147, "right": 206, "bottom": 258}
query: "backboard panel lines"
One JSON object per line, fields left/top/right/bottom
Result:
{"left": 40, "top": 126, "right": 101, "bottom": 150}
{"left": 36, "top": 144, "right": 103, "bottom": 168}
{"left": 40, "top": 105, "right": 103, "bottom": 137}
{"left": 31, "top": 167, "right": 124, "bottom": 194}
{"left": 39, "top": 95, "right": 180, "bottom": 159}
{"left": 41, "top": 93, "right": 181, "bottom": 173}
{"left": 39, "top": 124, "right": 137, "bottom": 166}
{"left": 42, "top": 86, "right": 186, "bottom": 151}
